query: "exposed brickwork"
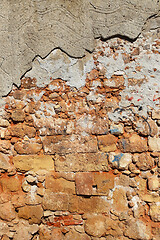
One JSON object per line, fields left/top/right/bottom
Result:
{"left": 0, "top": 33, "right": 159, "bottom": 239}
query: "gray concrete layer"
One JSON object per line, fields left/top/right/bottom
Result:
{"left": 0, "top": 0, "right": 160, "bottom": 97}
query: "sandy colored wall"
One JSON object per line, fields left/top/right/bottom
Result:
{"left": 0, "top": 1, "right": 160, "bottom": 240}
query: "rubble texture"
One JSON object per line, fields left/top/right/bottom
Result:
{"left": 0, "top": 0, "right": 160, "bottom": 98}
{"left": 0, "top": 2, "right": 160, "bottom": 239}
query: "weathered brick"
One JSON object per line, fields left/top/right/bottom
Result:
{"left": 45, "top": 174, "right": 75, "bottom": 194}
{"left": 13, "top": 155, "right": 54, "bottom": 172}
{"left": 68, "top": 195, "right": 110, "bottom": 213}
{"left": 43, "top": 190, "right": 69, "bottom": 211}
{"left": 14, "top": 141, "right": 42, "bottom": 154}
{"left": 112, "top": 188, "right": 128, "bottom": 213}
{"left": 42, "top": 135, "right": 98, "bottom": 154}
{"left": 75, "top": 172, "right": 115, "bottom": 196}
{"left": 0, "top": 177, "right": 21, "bottom": 192}
{"left": 0, "top": 202, "right": 16, "bottom": 221}
{"left": 124, "top": 219, "right": 151, "bottom": 240}
{"left": 18, "top": 205, "right": 43, "bottom": 224}
{"left": 119, "top": 134, "right": 148, "bottom": 153}
{"left": 75, "top": 172, "right": 94, "bottom": 195}
{"left": 98, "top": 134, "right": 117, "bottom": 152}
{"left": 54, "top": 153, "right": 109, "bottom": 172}
{"left": 75, "top": 115, "right": 109, "bottom": 135}
{"left": 148, "top": 137, "right": 160, "bottom": 152}
{"left": 94, "top": 172, "right": 115, "bottom": 195}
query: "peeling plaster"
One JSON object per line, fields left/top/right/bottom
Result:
{"left": 25, "top": 32, "right": 160, "bottom": 120}
{"left": 25, "top": 49, "right": 95, "bottom": 89}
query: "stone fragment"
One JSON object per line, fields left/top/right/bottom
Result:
{"left": 10, "top": 123, "right": 25, "bottom": 138}
{"left": 110, "top": 123, "right": 124, "bottom": 135}
{"left": 103, "top": 75, "right": 124, "bottom": 88}
{"left": 94, "top": 172, "right": 115, "bottom": 195}
{"left": 45, "top": 175, "right": 75, "bottom": 194}
{"left": 136, "top": 153, "right": 154, "bottom": 170}
{"left": 42, "top": 135, "right": 98, "bottom": 154}
{"left": 112, "top": 188, "right": 128, "bottom": 213}
{"left": 152, "top": 110, "right": 160, "bottom": 120}
{"left": 56, "top": 172, "right": 75, "bottom": 182}
{"left": 75, "top": 172, "right": 115, "bottom": 196}
{"left": 119, "top": 134, "right": 148, "bottom": 153}
{"left": 75, "top": 172, "right": 94, "bottom": 195}
{"left": 11, "top": 194, "right": 26, "bottom": 208}
{"left": 148, "top": 176, "right": 159, "bottom": 191}
{"left": 18, "top": 205, "right": 43, "bottom": 224}
{"left": 39, "top": 225, "right": 51, "bottom": 240}
{"left": 26, "top": 175, "right": 37, "bottom": 184}
{"left": 0, "top": 153, "right": 11, "bottom": 171}
{"left": 11, "top": 110, "right": 25, "bottom": 122}
{"left": 148, "top": 137, "right": 160, "bottom": 151}
{"left": 51, "top": 228, "right": 64, "bottom": 240}
{"left": 149, "top": 204, "right": 160, "bottom": 222}
{"left": 54, "top": 153, "right": 108, "bottom": 172}
{"left": 0, "top": 202, "right": 16, "bottom": 221}
{"left": 12, "top": 220, "right": 39, "bottom": 240}
{"left": 24, "top": 191, "right": 42, "bottom": 205}
{"left": 76, "top": 115, "right": 109, "bottom": 135}
{"left": 11, "top": 124, "right": 36, "bottom": 138}
{"left": 124, "top": 219, "right": 151, "bottom": 240}
{"left": 14, "top": 141, "right": 42, "bottom": 154}
{"left": 115, "top": 174, "right": 130, "bottom": 187}
{"left": 13, "top": 155, "right": 54, "bottom": 172}
{"left": 22, "top": 180, "right": 31, "bottom": 192}
{"left": 140, "top": 193, "right": 160, "bottom": 203}
{"left": 0, "top": 140, "right": 11, "bottom": 154}
{"left": 0, "top": 221, "right": 14, "bottom": 239}
{"left": 135, "top": 118, "right": 158, "bottom": 136}
{"left": 69, "top": 195, "right": 110, "bottom": 214}
{"left": 109, "top": 153, "right": 132, "bottom": 170}
{"left": 65, "top": 229, "right": 90, "bottom": 240}
{"left": 84, "top": 214, "right": 106, "bottom": 237}
{"left": 0, "top": 119, "right": 9, "bottom": 127}
{"left": 43, "top": 190, "right": 69, "bottom": 211}
{"left": 0, "top": 177, "right": 21, "bottom": 192}
{"left": 36, "top": 118, "right": 71, "bottom": 136}
{"left": 0, "top": 193, "right": 11, "bottom": 204}
{"left": 97, "top": 134, "right": 117, "bottom": 152}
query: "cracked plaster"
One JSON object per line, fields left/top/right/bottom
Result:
{"left": 0, "top": 0, "right": 160, "bottom": 98}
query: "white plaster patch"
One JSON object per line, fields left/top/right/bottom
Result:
{"left": 26, "top": 49, "right": 95, "bottom": 89}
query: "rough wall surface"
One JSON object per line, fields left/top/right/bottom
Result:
{"left": 0, "top": 0, "right": 160, "bottom": 98}
{"left": 0, "top": 1, "right": 160, "bottom": 240}
{"left": 0, "top": 29, "right": 160, "bottom": 239}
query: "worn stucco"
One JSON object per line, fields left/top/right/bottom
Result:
{"left": 0, "top": 0, "right": 160, "bottom": 98}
